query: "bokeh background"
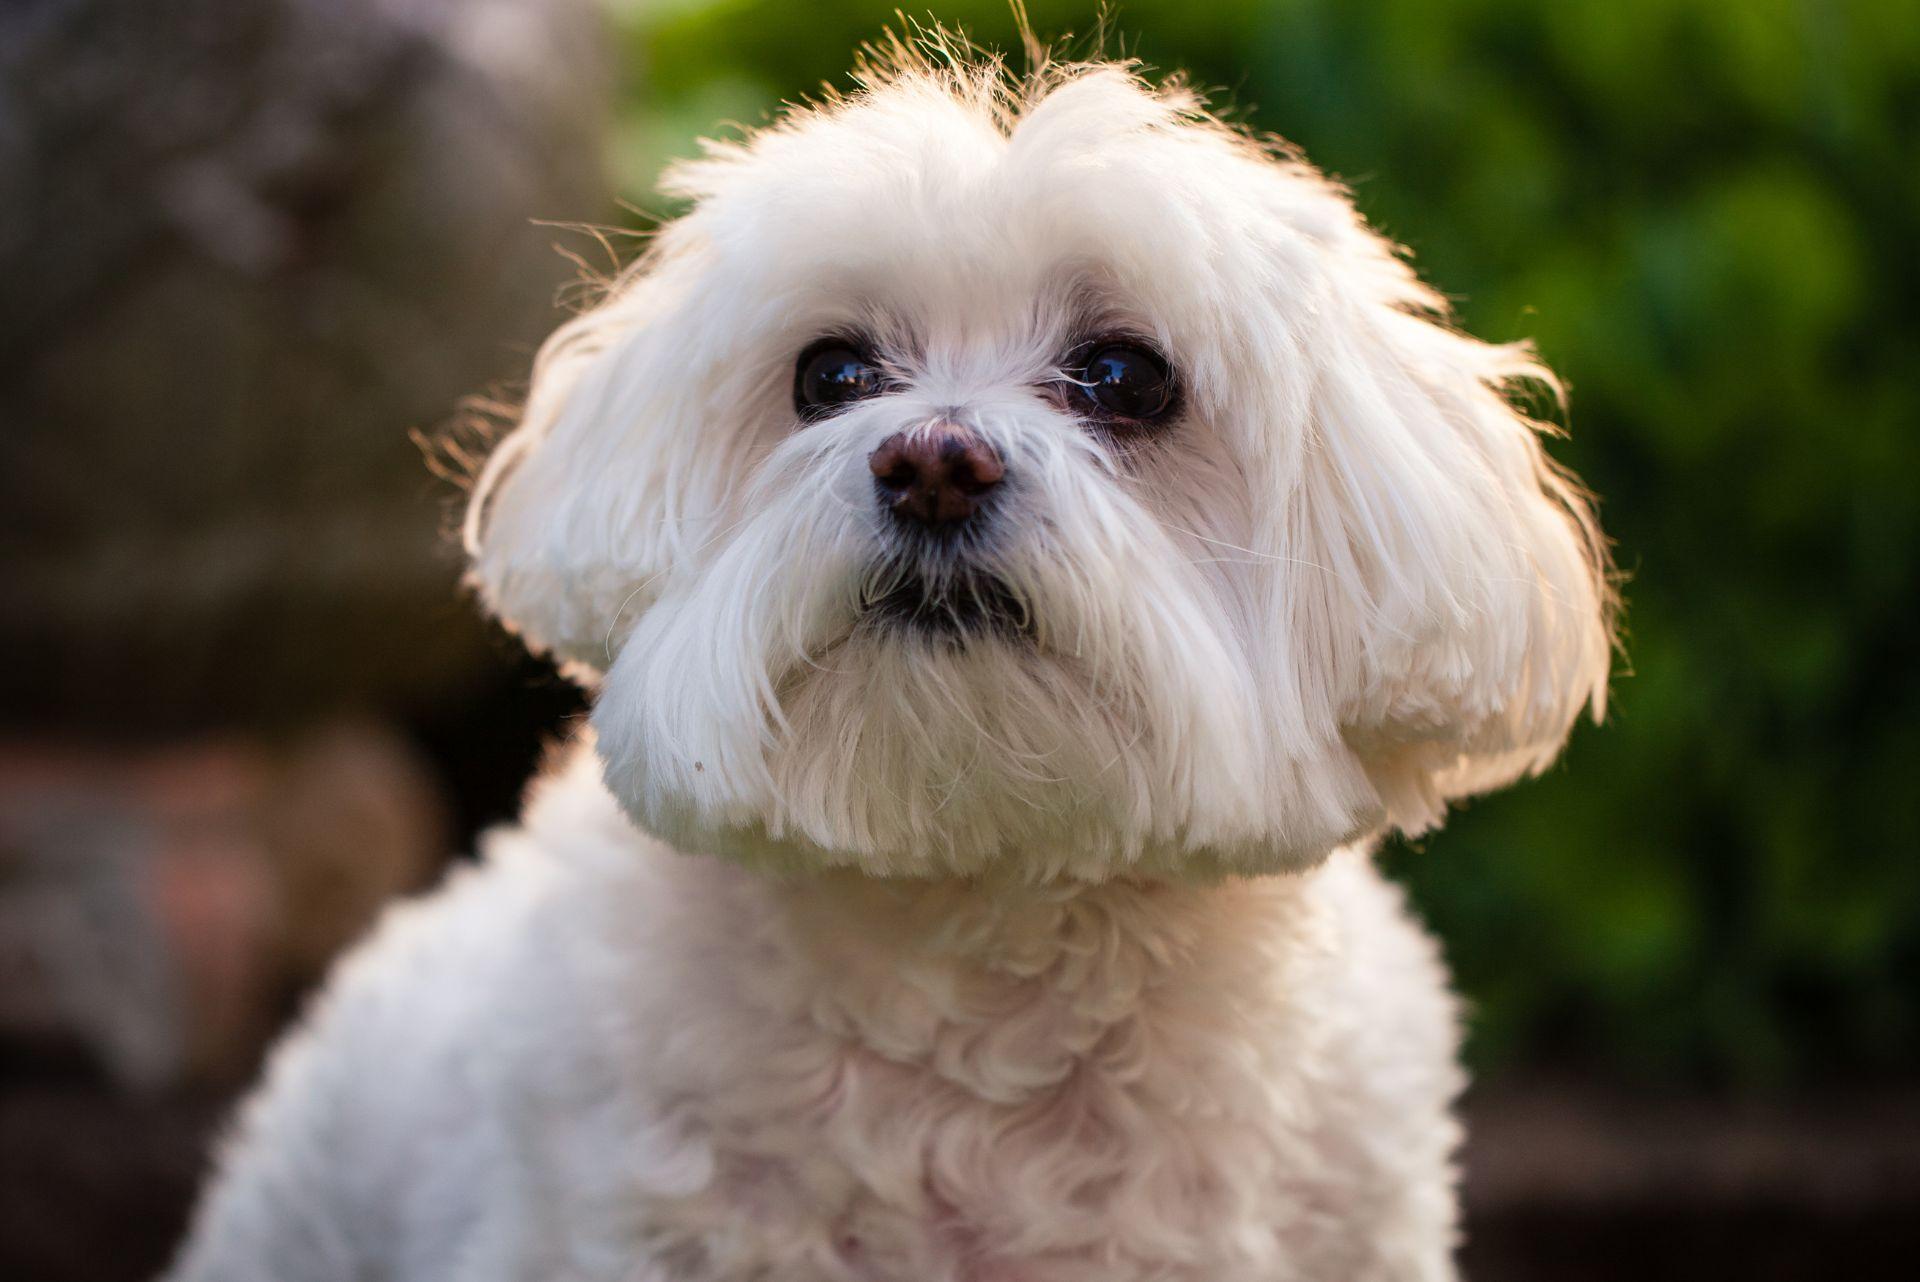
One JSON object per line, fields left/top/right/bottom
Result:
{"left": 3, "top": 1, "right": 1916, "bottom": 1278}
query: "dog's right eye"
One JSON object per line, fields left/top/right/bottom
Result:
{"left": 795, "top": 342, "right": 885, "bottom": 419}
{"left": 1066, "top": 342, "right": 1176, "bottom": 423}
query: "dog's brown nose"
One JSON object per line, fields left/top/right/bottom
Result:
{"left": 868, "top": 425, "right": 1005, "bottom": 528}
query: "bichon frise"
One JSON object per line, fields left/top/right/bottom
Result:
{"left": 167, "top": 39, "right": 1613, "bottom": 1282}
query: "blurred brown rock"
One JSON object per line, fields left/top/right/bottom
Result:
{"left": 0, "top": 724, "right": 446, "bottom": 1088}
{"left": 0, "top": 0, "right": 613, "bottom": 730}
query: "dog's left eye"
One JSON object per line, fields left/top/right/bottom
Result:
{"left": 795, "top": 341, "right": 885, "bottom": 418}
{"left": 1067, "top": 342, "right": 1176, "bottom": 422}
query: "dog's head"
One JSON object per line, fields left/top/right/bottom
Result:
{"left": 465, "top": 52, "right": 1614, "bottom": 880}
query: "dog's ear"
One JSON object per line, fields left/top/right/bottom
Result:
{"left": 463, "top": 240, "right": 721, "bottom": 672}
{"left": 1257, "top": 224, "right": 1616, "bottom": 837}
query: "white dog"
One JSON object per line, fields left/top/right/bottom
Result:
{"left": 167, "top": 43, "right": 1613, "bottom": 1282}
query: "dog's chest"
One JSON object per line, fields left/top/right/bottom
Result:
{"left": 633, "top": 1006, "right": 1309, "bottom": 1281}
{"left": 598, "top": 876, "right": 1345, "bottom": 1281}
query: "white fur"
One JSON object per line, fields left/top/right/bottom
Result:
{"left": 167, "top": 48, "right": 1612, "bottom": 1282}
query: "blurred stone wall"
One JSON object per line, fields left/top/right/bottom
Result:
{"left": 0, "top": 0, "right": 611, "bottom": 729}
{"left": 0, "top": 725, "right": 445, "bottom": 1089}
{"left": 0, "top": 0, "right": 610, "bottom": 1110}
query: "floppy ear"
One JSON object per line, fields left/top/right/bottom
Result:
{"left": 462, "top": 237, "right": 728, "bottom": 672}
{"left": 1274, "top": 255, "right": 1615, "bottom": 836}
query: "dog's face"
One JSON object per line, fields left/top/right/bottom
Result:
{"left": 466, "top": 60, "right": 1613, "bottom": 880}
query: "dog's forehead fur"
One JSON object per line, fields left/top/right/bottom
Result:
{"left": 670, "top": 67, "right": 1361, "bottom": 378}
{"left": 465, "top": 56, "right": 1614, "bottom": 882}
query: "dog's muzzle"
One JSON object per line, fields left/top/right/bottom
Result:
{"left": 860, "top": 423, "right": 1026, "bottom": 639}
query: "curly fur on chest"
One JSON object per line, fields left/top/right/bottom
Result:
{"left": 470, "top": 773, "right": 1459, "bottom": 1282}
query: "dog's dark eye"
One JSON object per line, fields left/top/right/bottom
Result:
{"left": 795, "top": 341, "right": 885, "bottom": 418}
{"left": 1070, "top": 343, "right": 1176, "bottom": 421}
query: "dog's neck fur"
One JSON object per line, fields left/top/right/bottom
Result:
{"left": 767, "top": 867, "right": 1327, "bottom": 1098}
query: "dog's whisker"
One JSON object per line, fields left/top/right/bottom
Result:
{"left": 1152, "top": 517, "right": 1351, "bottom": 581}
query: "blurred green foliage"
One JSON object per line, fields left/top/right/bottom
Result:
{"left": 606, "top": 0, "right": 1920, "bottom": 1086}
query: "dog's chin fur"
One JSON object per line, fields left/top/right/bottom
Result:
{"left": 614, "top": 630, "right": 1386, "bottom": 882}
